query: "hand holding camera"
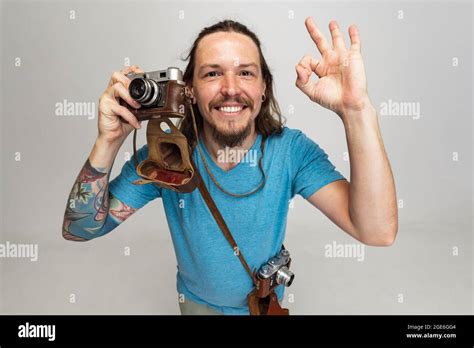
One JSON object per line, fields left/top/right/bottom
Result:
{"left": 114, "top": 67, "right": 196, "bottom": 192}
{"left": 97, "top": 65, "right": 144, "bottom": 145}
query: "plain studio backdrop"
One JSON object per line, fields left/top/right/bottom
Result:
{"left": 0, "top": 0, "right": 472, "bottom": 314}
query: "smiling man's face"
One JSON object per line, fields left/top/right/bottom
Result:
{"left": 191, "top": 31, "right": 266, "bottom": 148}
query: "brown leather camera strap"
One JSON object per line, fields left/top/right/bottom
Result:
{"left": 133, "top": 129, "right": 139, "bottom": 168}
{"left": 191, "top": 156, "right": 257, "bottom": 286}
{"left": 193, "top": 160, "right": 290, "bottom": 315}
{"left": 187, "top": 98, "right": 261, "bottom": 285}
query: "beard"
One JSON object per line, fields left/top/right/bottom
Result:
{"left": 205, "top": 118, "right": 252, "bottom": 148}
{"left": 204, "top": 95, "right": 255, "bottom": 148}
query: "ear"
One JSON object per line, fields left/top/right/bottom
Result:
{"left": 185, "top": 84, "right": 197, "bottom": 104}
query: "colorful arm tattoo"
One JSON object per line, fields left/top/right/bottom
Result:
{"left": 62, "top": 159, "right": 137, "bottom": 241}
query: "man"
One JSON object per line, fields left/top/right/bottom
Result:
{"left": 62, "top": 18, "right": 398, "bottom": 315}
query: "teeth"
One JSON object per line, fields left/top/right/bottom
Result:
{"left": 218, "top": 106, "right": 244, "bottom": 113}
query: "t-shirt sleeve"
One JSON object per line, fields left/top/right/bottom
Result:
{"left": 290, "top": 130, "right": 346, "bottom": 199}
{"left": 109, "top": 144, "right": 162, "bottom": 209}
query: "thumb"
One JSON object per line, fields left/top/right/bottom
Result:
{"left": 295, "top": 64, "right": 313, "bottom": 94}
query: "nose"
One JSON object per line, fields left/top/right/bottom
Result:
{"left": 220, "top": 73, "right": 241, "bottom": 97}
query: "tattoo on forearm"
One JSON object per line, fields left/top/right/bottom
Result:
{"left": 63, "top": 159, "right": 110, "bottom": 239}
{"left": 94, "top": 180, "right": 110, "bottom": 222}
{"left": 109, "top": 201, "right": 136, "bottom": 222}
{"left": 63, "top": 159, "right": 137, "bottom": 240}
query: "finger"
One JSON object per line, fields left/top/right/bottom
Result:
{"left": 348, "top": 24, "right": 361, "bottom": 52}
{"left": 109, "top": 103, "right": 141, "bottom": 129}
{"left": 295, "top": 64, "right": 311, "bottom": 89}
{"left": 108, "top": 65, "right": 144, "bottom": 88}
{"left": 299, "top": 55, "right": 322, "bottom": 77}
{"left": 109, "top": 82, "right": 141, "bottom": 109}
{"left": 305, "top": 17, "right": 330, "bottom": 55}
{"left": 120, "top": 65, "right": 144, "bottom": 75}
{"left": 108, "top": 71, "right": 133, "bottom": 89}
{"left": 329, "top": 20, "right": 346, "bottom": 50}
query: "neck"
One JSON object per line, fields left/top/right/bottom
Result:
{"left": 201, "top": 123, "right": 258, "bottom": 171}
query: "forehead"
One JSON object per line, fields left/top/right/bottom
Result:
{"left": 195, "top": 31, "right": 261, "bottom": 66}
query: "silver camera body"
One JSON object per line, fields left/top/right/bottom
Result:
{"left": 127, "top": 67, "right": 185, "bottom": 108}
{"left": 257, "top": 249, "right": 295, "bottom": 287}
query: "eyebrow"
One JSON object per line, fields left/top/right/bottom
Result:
{"left": 198, "top": 63, "right": 259, "bottom": 72}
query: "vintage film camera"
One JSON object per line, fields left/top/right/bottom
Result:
{"left": 120, "top": 67, "right": 196, "bottom": 192}
{"left": 248, "top": 248, "right": 294, "bottom": 315}
{"left": 256, "top": 248, "right": 294, "bottom": 297}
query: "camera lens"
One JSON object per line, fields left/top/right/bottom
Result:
{"left": 129, "top": 78, "right": 163, "bottom": 107}
{"left": 276, "top": 266, "right": 294, "bottom": 287}
{"left": 130, "top": 78, "right": 149, "bottom": 101}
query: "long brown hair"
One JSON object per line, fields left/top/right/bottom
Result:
{"left": 178, "top": 19, "right": 285, "bottom": 144}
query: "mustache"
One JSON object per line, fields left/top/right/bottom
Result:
{"left": 209, "top": 95, "right": 254, "bottom": 110}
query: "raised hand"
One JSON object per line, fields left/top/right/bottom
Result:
{"left": 98, "top": 65, "right": 143, "bottom": 144}
{"left": 295, "top": 17, "right": 371, "bottom": 118}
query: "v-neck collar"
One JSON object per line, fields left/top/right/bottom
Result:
{"left": 198, "top": 133, "right": 263, "bottom": 175}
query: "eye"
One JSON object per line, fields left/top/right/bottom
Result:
{"left": 240, "top": 70, "right": 254, "bottom": 77}
{"left": 205, "top": 71, "right": 220, "bottom": 77}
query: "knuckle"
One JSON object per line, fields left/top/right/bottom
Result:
{"left": 116, "top": 105, "right": 126, "bottom": 114}
{"left": 112, "top": 82, "right": 122, "bottom": 90}
{"left": 298, "top": 56, "right": 308, "bottom": 65}
{"left": 99, "top": 94, "right": 110, "bottom": 105}
{"left": 111, "top": 71, "right": 122, "bottom": 82}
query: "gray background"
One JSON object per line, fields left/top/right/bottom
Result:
{"left": 0, "top": 0, "right": 472, "bottom": 314}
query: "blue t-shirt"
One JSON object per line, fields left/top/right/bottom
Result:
{"left": 108, "top": 127, "right": 345, "bottom": 314}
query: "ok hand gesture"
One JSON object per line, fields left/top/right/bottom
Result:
{"left": 296, "top": 17, "right": 372, "bottom": 118}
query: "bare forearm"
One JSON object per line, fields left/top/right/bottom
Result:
{"left": 89, "top": 136, "right": 124, "bottom": 170}
{"left": 342, "top": 105, "right": 398, "bottom": 245}
{"left": 62, "top": 137, "right": 123, "bottom": 241}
